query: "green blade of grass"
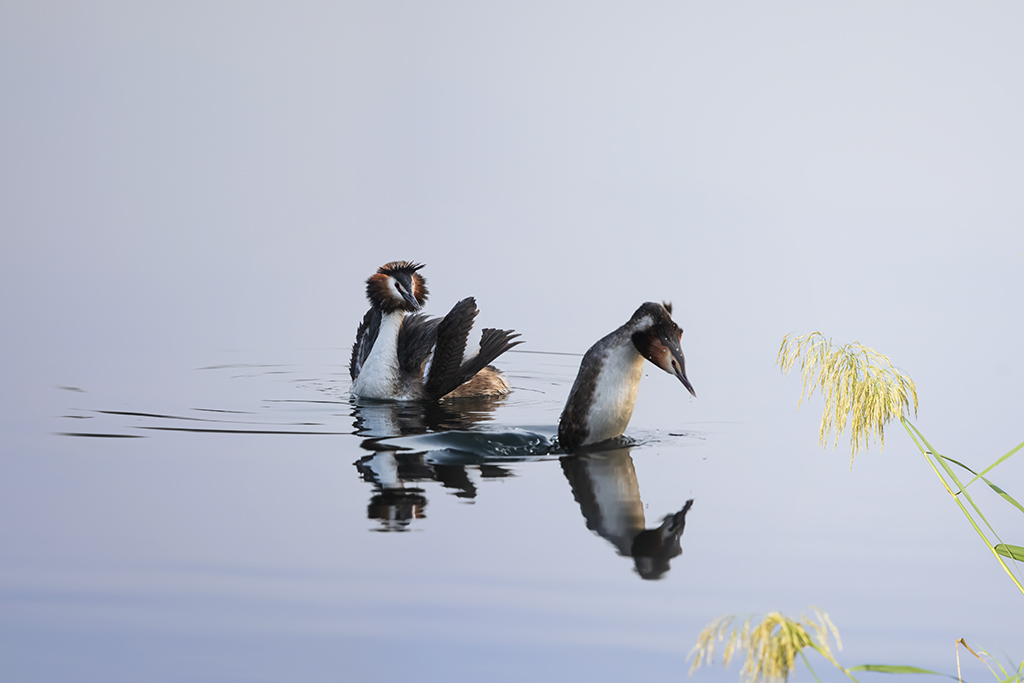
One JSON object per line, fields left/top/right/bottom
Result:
{"left": 985, "top": 481, "right": 1024, "bottom": 516}
{"left": 848, "top": 665, "right": 945, "bottom": 676}
{"left": 994, "top": 544, "right": 1024, "bottom": 562}
{"left": 960, "top": 439, "right": 1024, "bottom": 490}
{"left": 902, "top": 420, "right": 1024, "bottom": 596}
{"left": 940, "top": 455, "right": 978, "bottom": 475}
{"left": 939, "top": 455, "right": 1024, "bottom": 515}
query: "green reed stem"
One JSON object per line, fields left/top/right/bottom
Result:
{"left": 901, "top": 418, "right": 1024, "bottom": 597}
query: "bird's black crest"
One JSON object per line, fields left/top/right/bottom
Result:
{"left": 378, "top": 261, "right": 424, "bottom": 277}
{"left": 630, "top": 301, "right": 675, "bottom": 326}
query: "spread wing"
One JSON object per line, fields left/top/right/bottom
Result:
{"left": 457, "top": 328, "right": 522, "bottom": 381}
{"left": 422, "top": 297, "right": 479, "bottom": 400}
{"left": 349, "top": 307, "right": 381, "bottom": 380}
{"left": 397, "top": 313, "right": 441, "bottom": 376}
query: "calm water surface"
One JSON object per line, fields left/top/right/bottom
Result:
{"left": 2, "top": 340, "right": 1019, "bottom": 682}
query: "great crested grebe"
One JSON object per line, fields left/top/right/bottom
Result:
{"left": 558, "top": 302, "right": 695, "bottom": 451}
{"left": 349, "top": 261, "right": 522, "bottom": 401}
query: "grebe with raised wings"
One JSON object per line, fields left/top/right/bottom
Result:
{"left": 558, "top": 302, "right": 695, "bottom": 451}
{"left": 349, "top": 261, "right": 522, "bottom": 400}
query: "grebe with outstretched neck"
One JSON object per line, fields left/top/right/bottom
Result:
{"left": 558, "top": 302, "right": 695, "bottom": 451}
{"left": 349, "top": 261, "right": 522, "bottom": 400}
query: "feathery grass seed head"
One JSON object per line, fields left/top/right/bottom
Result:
{"left": 688, "top": 608, "right": 842, "bottom": 683}
{"left": 777, "top": 332, "right": 918, "bottom": 465}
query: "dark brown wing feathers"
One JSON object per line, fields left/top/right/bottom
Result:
{"left": 397, "top": 313, "right": 441, "bottom": 375}
{"left": 423, "top": 297, "right": 479, "bottom": 400}
{"left": 456, "top": 328, "right": 522, "bottom": 385}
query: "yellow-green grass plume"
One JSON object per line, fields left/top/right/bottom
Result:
{"left": 689, "top": 608, "right": 843, "bottom": 683}
{"left": 777, "top": 332, "right": 918, "bottom": 465}
{"left": 689, "top": 609, "right": 946, "bottom": 683}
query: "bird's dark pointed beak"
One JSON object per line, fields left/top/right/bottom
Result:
{"left": 662, "top": 334, "right": 696, "bottom": 398}
{"left": 400, "top": 288, "right": 421, "bottom": 311}
{"left": 634, "top": 326, "right": 697, "bottom": 398}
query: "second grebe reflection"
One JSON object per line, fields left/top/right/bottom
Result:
{"left": 560, "top": 446, "right": 693, "bottom": 580}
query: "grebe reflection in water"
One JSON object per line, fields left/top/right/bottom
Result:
{"left": 561, "top": 446, "right": 693, "bottom": 580}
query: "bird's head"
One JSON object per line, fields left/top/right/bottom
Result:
{"left": 366, "top": 261, "right": 428, "bottom": 312}
{"left": 629, "top": 301, "right": 696, "bottom": 397}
